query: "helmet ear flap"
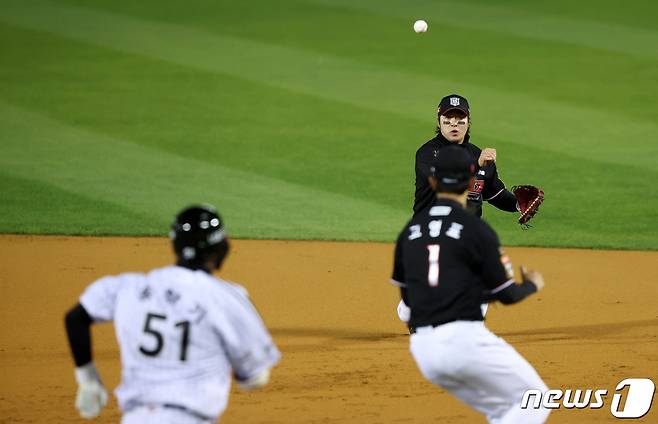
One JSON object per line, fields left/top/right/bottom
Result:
{"left": 212, "top": 239, "right": 230, "bottom": 270}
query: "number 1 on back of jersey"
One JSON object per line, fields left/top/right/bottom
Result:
{"left": 427, "top": 244, "right": 440, "bottom": 287}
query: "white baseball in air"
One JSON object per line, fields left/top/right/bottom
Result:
{"left": 413, "top": 19, "right": 428, "bottom": 33}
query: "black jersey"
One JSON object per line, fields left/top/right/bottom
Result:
{"left": 414, "top": 134, "right": 508, "bottom": 217}
{"left": 392, "top": 198, "right": 514, "bottom": 328}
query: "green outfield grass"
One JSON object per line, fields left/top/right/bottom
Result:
{"left": 1, "top": 0, "right": 657, "bottom": 249}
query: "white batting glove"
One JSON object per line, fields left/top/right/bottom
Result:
{"left": 74, "top": 362, "right": 108, "bottom": 419}
{"left": 397, "top": 300, "right": 411, "bottom": 323}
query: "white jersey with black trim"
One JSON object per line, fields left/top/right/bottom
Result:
{"left": 79, "top": 265, "right": 280, "bottom": 420}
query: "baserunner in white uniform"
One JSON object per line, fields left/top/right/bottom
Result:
{"left": 65, "top": 205, "right": 280, "bottom": 423}
{"left": 390, "top": 146, "right": 549, "bottom": 423}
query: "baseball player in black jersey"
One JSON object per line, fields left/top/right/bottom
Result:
{"left": 391, "top": 146, "right": 549, "bottom": 423}
{"left": 414, "top": 94, "right": 519, "bottom": 217}
{"left": 398, "top": 94, "right": 531, "bottom": 324}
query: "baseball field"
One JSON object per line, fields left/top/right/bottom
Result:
{"left": 1, "top": 0, "right": 657, "bottom": 423}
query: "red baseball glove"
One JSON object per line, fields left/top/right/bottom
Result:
{"left": 513, "top": 185, "right": 544, "bottom": 227}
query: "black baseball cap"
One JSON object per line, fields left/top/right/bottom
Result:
{"left": 429, "top": 145, "right": 476, "bottom": 190}
{"left": 438, "top": 94, "right": 469, "bottom": 116}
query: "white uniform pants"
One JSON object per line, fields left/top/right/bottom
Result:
{"left": 410, "top": 321, "right": 550, "bottom": 424}
{"left": 122, "top": 405, "right": 216, "bottom": 424}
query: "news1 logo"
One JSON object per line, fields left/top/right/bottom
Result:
{"left": 522, "top": 378, "right": 656, "bottom": 419}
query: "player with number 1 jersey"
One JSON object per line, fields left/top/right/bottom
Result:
{"left": 390, "top": 146, "right": 549, "bottom": 423}
{"left": 392, "top": 193, "right": 501, "bottom": 328}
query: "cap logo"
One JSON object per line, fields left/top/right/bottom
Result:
{"left": 450, "top": 97, "right": 460, "bottom": 106}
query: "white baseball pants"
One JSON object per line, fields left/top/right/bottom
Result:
{"left": 410, "top": 321, "right": 550, "bottom": 424}
{"left": 122, "top": 405, "right": 215, "bottom": 424}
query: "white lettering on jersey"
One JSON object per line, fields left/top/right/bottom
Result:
{"left": 427, "top": 245, "right": 440, "bottom": 287}
{"left": 409, "top": 224, "right": 422, "bottom": 240}
{"left": 429, "top": 206, "right": 452, "bottom": 216}
{"left": 429, "top": 220, "right": 443, "bottom": 238}
{"left": 446, "top": 223, "right": 464, "bottom": 240}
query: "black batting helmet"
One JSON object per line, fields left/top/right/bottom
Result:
{"left": 170, "top": 204, "right": 230, "bottom": 270}
{"left": 429, "top": 145, "right": 476, "bottom": 194}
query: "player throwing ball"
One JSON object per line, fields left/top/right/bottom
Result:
{"left": 399, "top": 94, "right": 545, "bottom": 326}
{"left": 415, "top": 94, "right": 538, "bottom": 218}
{"left": 392, "top": 146, "right": 550, "bottom": 423}
{"left": 64, "top": 205, "right": 280, "bottom": 423}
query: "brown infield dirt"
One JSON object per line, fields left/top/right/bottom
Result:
{"left": 1, "top": 235, "right": 657, "bottom": 423}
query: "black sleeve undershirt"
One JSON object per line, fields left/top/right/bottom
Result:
{"left": 65, "top": 303, "right": 93, "bottom": 367}
{"left": 485, "top": 280, "right": 537, "bottom": 304}
{"left": 488, "top": 189, "right": 518, "bottom": 212}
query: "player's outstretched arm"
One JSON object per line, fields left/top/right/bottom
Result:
{"left": 485, "top": 266, "right": 544, "bottom": 305}
{"left": 65, "top": 304, "right": 93, "bottom": 366}
{"left": 218, "top": 286, "right": 281, "bottom": 391}
{"left": 521, "top": 266, "right": 544, "bottom": 291}
{"left": 487, "top": 189, "right": 518, "bottom": 212}
{"left": 64, "top": 304, "right": 109, "bottom": 419}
